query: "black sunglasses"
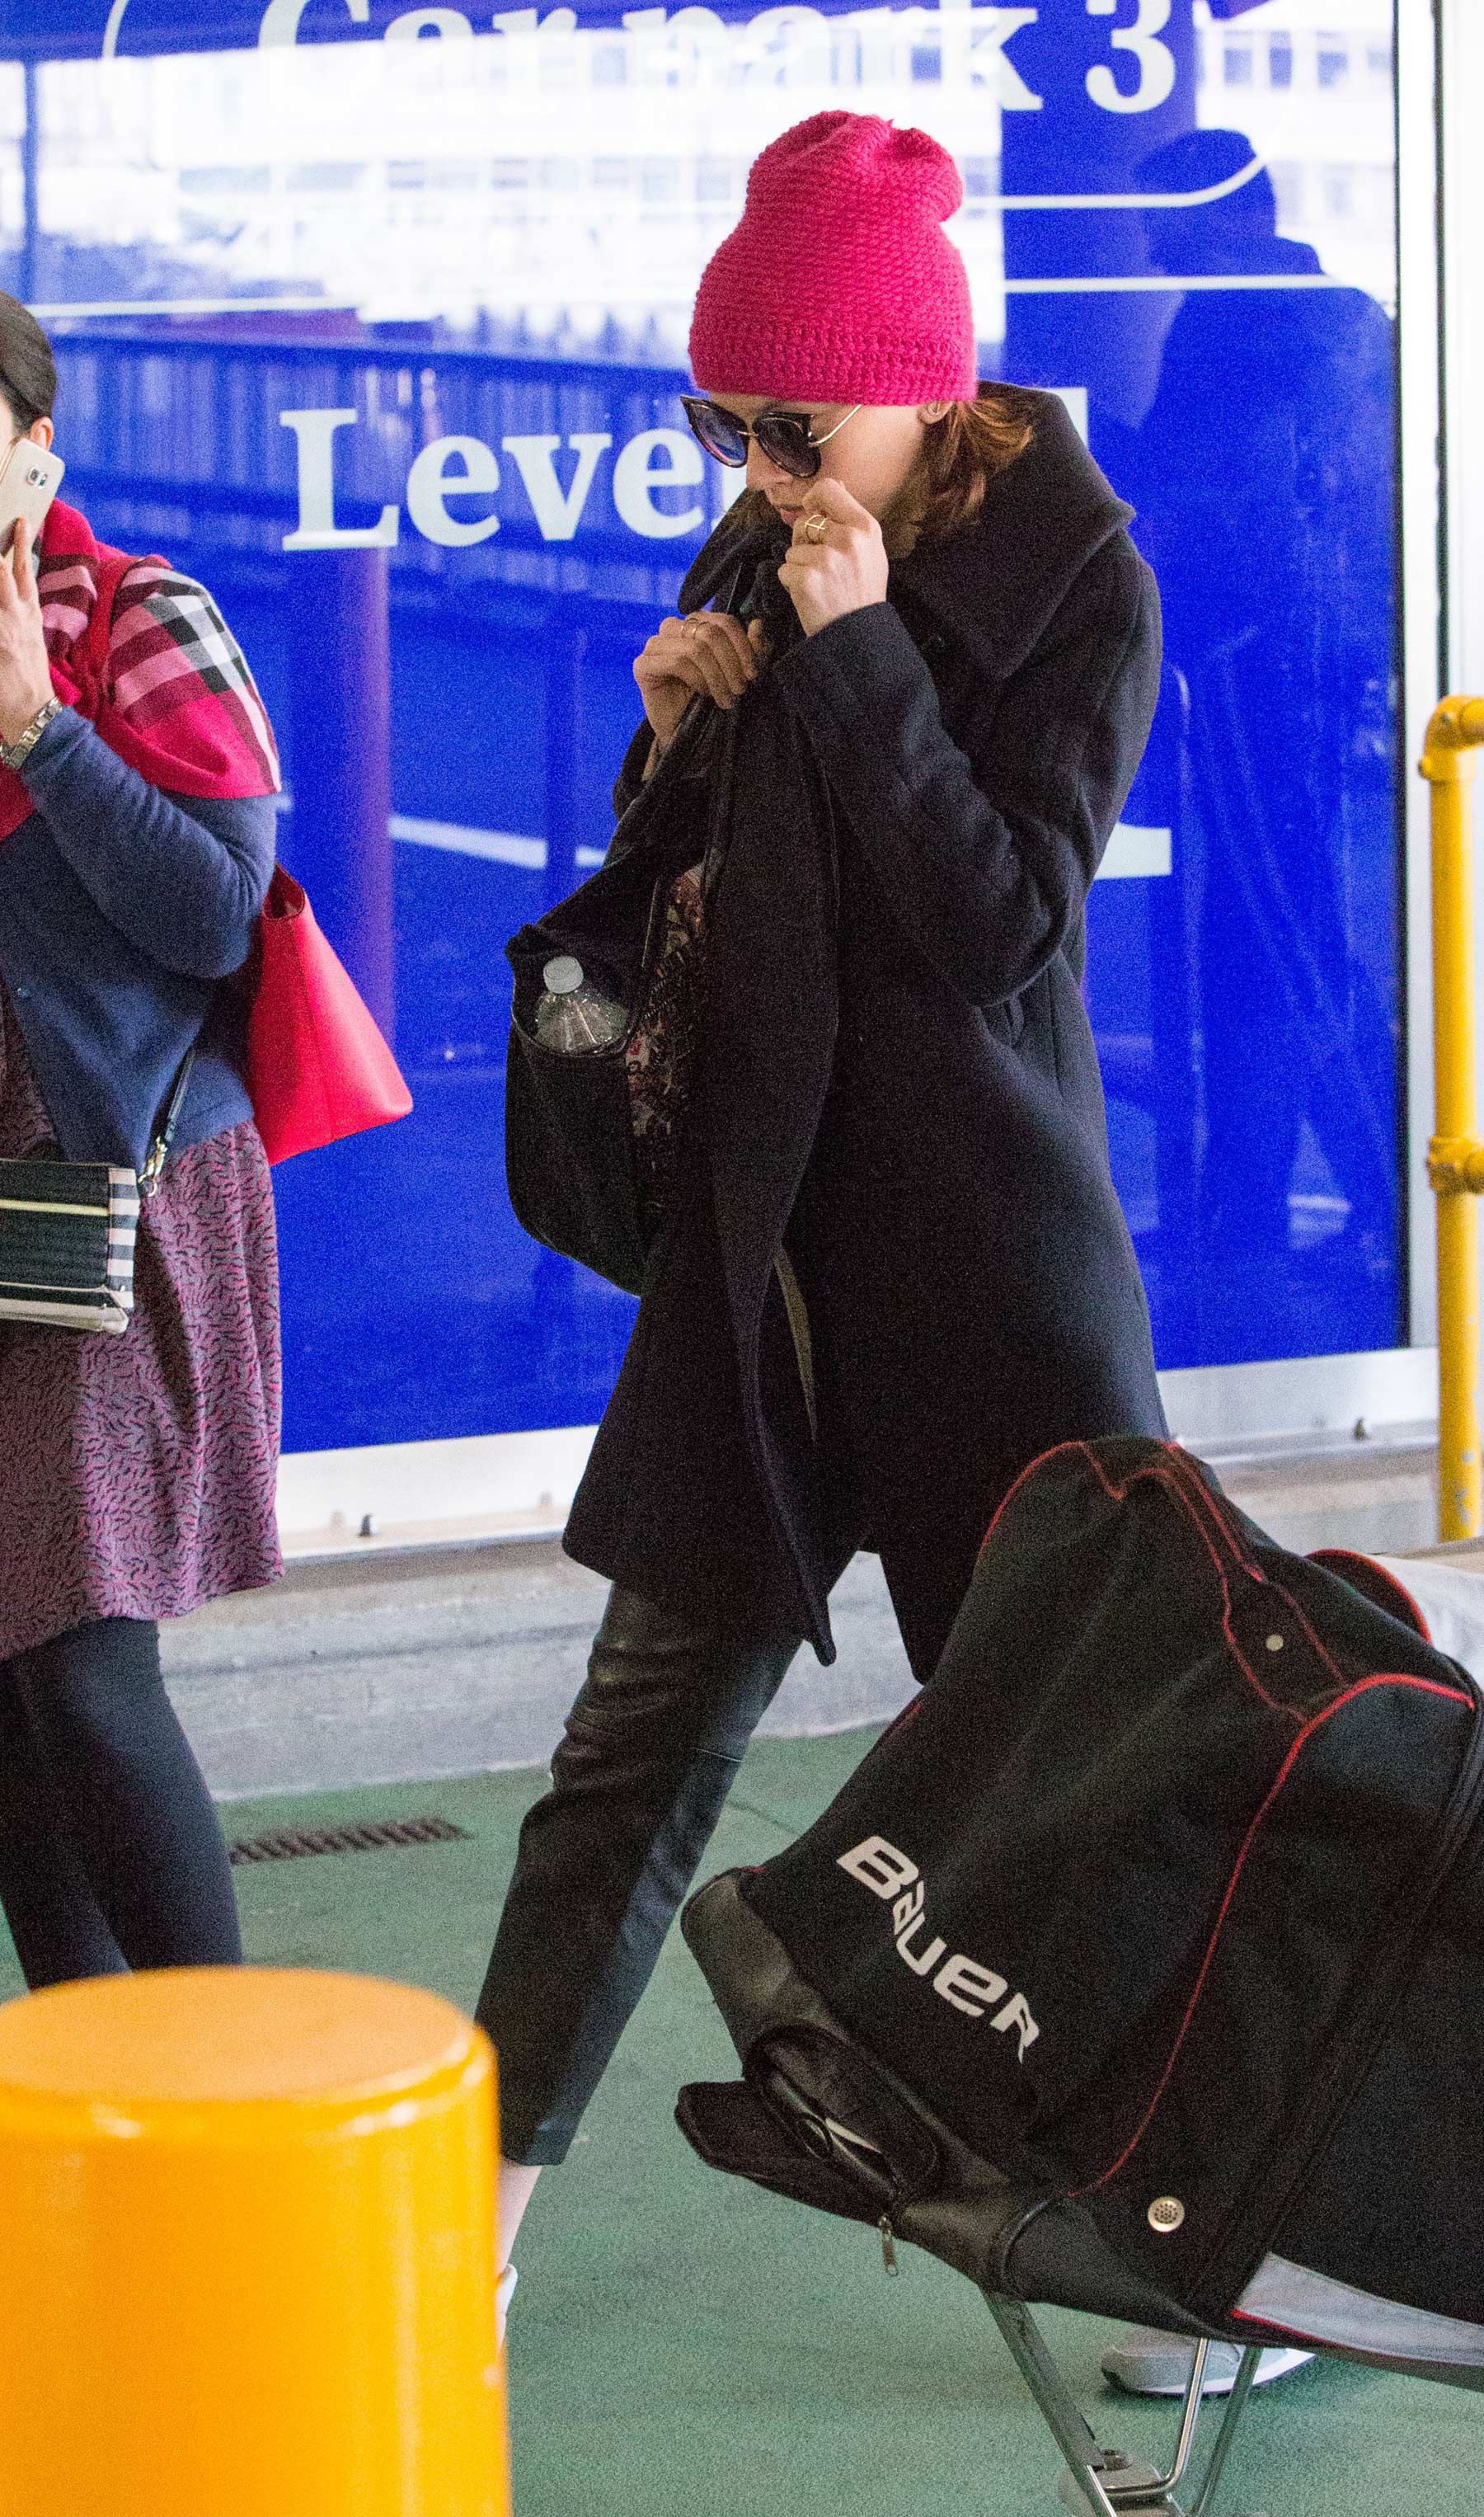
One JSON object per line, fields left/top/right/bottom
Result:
{"left": 681, "top": 395, "right": 860, "bottom": 482}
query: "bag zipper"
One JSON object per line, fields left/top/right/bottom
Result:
{"left": 1191, "top": 1677, "right": 1484, "bottom": 2311}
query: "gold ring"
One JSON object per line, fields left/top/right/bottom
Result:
{"left": 804, "top": 512, "right": 829, "bottom": 545}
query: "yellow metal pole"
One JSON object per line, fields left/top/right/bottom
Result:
{"left": 1421, "top": 696, "right": 1484, "bottom": 1540}
{"left": 0, "top": 1969, "right": 510, "bottom": 2517}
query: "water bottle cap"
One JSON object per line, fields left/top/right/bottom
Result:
{"left": 542, "top": 956, "right": 585, "bottom": 995}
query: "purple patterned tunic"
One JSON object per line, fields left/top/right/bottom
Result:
{"left": 0, "top": 985, "right": 282, "bottom": 1661}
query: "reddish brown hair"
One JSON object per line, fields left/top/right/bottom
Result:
{"left": 913, "top": 383, "right": 1035, "bottom": 544}
{"left": 726, "top": 383, "right": 1033, "bottom": 552}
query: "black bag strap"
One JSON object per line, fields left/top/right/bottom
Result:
{"left": 139, "top": 1050, "right": 196, "bottom": 1197}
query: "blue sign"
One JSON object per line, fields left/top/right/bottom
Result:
{"left": 0, "top": 0, "right": 1275, "bottom": 57}
{"left": 16, "top": 0, "right": 1401, "bottom": 1449}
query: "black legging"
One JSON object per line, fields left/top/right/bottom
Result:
{"left": 0, "top": 1616, "right": 242, "bottom": 1988}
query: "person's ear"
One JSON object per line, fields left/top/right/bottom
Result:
{"left": 917, "top": 402, "right": 953, "bottom": 426}
{"left": 26, "top": 416, "right": 54, "bottom": 451}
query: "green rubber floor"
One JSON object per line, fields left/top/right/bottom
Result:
{"left": 2, "top": 1729, "right": 1479, "bottom": 2517}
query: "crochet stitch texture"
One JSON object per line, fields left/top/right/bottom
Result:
{"left": 689, "top": 111, "right": 979, "bottom": 406}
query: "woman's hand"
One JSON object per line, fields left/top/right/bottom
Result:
{"left": 0, "top": 522, "right": 55, "bottom": 750}
{"left": 780, "top": 481, "right": 890, "bottom": 637}
{"left": 634, "top": 609, "right": 765, "bottom": 749}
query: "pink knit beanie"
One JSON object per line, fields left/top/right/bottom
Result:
{"left": 689, "top": 112, "right": 978, "bottom": 406}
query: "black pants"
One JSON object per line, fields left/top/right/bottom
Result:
{"left": 477, "top": 1536, "right": 971, "bottom": 2166}
{"left": 0, "top": 1616, "right": 242, "bottom": 1988}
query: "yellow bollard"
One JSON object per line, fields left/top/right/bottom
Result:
{"left": 1421, "top": 695, "right": 1484, "bottom": 1540}
{"left": 0, "top": 1968, "right": 510, "bottom": 2517}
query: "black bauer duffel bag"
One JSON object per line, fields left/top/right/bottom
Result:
{"left": 678, "top": 1435, "right": 1484, "bottom": 2369}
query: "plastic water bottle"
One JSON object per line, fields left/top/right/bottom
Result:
{"left": 533, "top": 955, "right": 627, "bottom": 1052}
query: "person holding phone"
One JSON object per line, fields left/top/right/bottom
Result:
{"left": 0, "top": 294, "right": 282, "bottom": 1988}
{"left": 477, "top": 114, "right": 1168, "bottom": 2322}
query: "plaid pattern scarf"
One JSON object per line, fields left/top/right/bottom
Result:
{"left": 0, "top": 498, "right": 280, "bottom": 843}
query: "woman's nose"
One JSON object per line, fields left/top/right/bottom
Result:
{"left": 745, "top": 440, "right": 791, "bottom": 496}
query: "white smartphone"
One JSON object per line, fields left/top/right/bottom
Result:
{"left": 0, "top": 439, "right": 65, "bottom": 555}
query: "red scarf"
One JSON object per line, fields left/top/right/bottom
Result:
{"left": 0, "top": 498, "right": 280, "bottom": 843}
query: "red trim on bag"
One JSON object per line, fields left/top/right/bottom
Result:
{"left": 981, "top": 1440, "right": 1365, "bottom": 1716}
{"left": 1228, "top": 2308, "right": 1327, "bottom": 2345}
{"left": 1072, "top": 1669, "right": 1473, "bottom": 2199}
{"left": 978, "top": 1440, "right": 1082, "bottom": 1555}
{"left": 976, "top": 1443, "right": 1470, "bottom": 2205}
{"left": 1308, "top": 1549, "right": 1433, "bottom": 1644}
{"left": 1084, "top": 1445, "right": 1418, "bottom": 1710}
{"left": 1079, "top": 1446, "right": 1304, "bottom": 1715}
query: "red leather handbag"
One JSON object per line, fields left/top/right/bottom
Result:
{"left": 245, "top": 868, "right": 412, "bottom": 1164}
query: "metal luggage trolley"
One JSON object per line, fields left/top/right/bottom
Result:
{"left": 677, "top": 1870, "right": 1484, "bottom": 2517}
{"left": 984, "top": 2284, "right": 1484, "bottom": 2517}
{"left": 984, "top": 2301, "right": 1266, "bottom": 2517}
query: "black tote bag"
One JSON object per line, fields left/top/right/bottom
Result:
{"left": 503, "top": 537, "right": 781, "bottom": 1295}
{"left": 504, "top": 694, "right": 735, "bottom": 1296}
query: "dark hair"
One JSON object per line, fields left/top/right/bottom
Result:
{"left": 726, "top": 383, "right": 1032, "bottom": 553}
{"left": 0, "top": 294, "right": 56, "bottom": 432}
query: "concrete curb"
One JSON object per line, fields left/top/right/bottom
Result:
{"left": 163, "top": 1437, "right": 1447, "bottom": 1800}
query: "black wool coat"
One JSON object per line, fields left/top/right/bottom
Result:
{"left": 563, "top": 390, "right": 1168, "bottom": 1673}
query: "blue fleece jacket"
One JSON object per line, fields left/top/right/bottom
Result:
{"left": 0, "top": 704, "right": 277, "bottom": 1171}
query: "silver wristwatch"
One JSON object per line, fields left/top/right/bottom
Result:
{"left": 0, "top": 694, "right": 63, "bottom": 774}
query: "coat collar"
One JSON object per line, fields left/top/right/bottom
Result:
{"left": 890, "top": 388, "right": 1135, "bottom": 685}
{"left": 683, "top": 389, "right": 1134, "bottom": 688}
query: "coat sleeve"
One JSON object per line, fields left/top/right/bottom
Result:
{"left": 15, "top": 708, "right": 277, "bottom": 981}
{"left": 773, "top": 534, "right": 1161, "bottom": 1008}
